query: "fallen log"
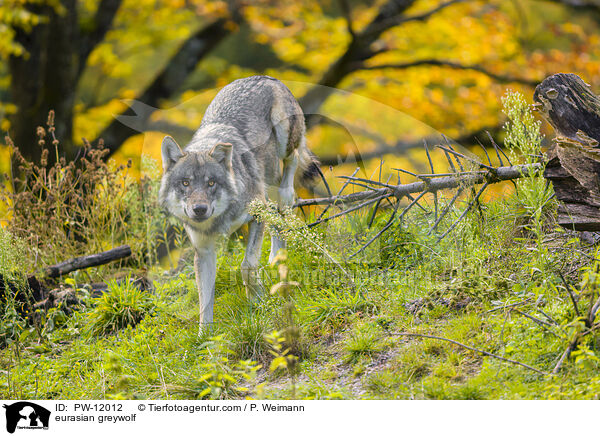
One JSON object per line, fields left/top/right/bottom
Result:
{"left": 1, "top": 245, "right": 135, "bottom": 321}
{"left": 0, "top": 245, "right": 132, "bottom": 314}
{"left": 45, "top": 245, "right": 132, "bottom": 278}
{"left": 533, "top": 73, "right": 600, "bottom": 230}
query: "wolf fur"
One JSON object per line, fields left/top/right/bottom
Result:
{"left": 159, "top": 76, "right": 318, "bottom": 329}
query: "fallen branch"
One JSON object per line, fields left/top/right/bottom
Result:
{"left": 552, "top": 338, "right": 579, "bottom": 374}
{"left": 391, "top": 331, "right": 548, "bottom": 375}
{"left": 295, "top": 163, "right": 542, "bottom": 208}
{"left": 45, "top": 245, "right": 132, "bottom": 278}
{"left": 486, "top": 298, "right": 533, "bottom": 313}
{"left": 297, "top": 136, "right": 544, "bottom": 255}
{"left": 552, "top": 294, "right": 600, "bottom": 374}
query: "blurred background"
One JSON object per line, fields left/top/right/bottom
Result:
{"left": 0, "top": 0, "right": 599, "bottom": 186}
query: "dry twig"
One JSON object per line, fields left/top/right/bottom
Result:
{"left": 391, "top": 332, "right": 548, "bottom": 375}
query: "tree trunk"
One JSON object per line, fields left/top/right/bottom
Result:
{"left": 8, "top": 0, "right": 80, "bottom": 164}
{"left": 534, "top": 73, "right": 600, "bottom": 230}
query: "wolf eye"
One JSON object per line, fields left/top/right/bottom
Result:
{"left": 182, "top": 180, "right": 190, "bottom": 187}
{"left": 208, "top": 180, "right": 215, "bottom": 187}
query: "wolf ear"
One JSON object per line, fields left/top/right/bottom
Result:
{"left": 161, "top": 136, "right": 184, "bottom": 172}
{"left": 209, "top": 142, "right": 233, "bottom": 168}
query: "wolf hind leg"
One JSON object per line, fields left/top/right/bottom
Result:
{"left": 269, "top": 152, "right": 298, "bottom": 263}
{"left": 194, "top": 244, "right": 217, "bottom": 334}
{"left": 242, "top": 219, "right": 265, "bottom": 299}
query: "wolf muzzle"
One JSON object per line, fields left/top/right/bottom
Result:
{"left": 187, "top": 202, "right": 213, "bottom": 221}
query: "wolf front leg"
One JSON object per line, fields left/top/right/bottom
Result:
{"left": 242, "top": 219, "right": 265, "bottom": 299}
{"left": 269, "top": 153, "right": 298, "bottom": 263}
{"left": 194, "top": 243, "right": 217, "bottom": 333}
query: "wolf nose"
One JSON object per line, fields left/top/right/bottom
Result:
{"left": 192, "top": 203, "right": 209, "bottom": 217}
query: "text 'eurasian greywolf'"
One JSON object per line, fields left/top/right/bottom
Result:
{"left": 159, "top": 76, "right": 319, "bottom": 330}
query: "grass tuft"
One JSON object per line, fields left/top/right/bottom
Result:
{"left": 87, "top": 278, "right": 155, "bottom": 336}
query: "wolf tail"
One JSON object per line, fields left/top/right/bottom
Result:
{"left": 295, "top": 139, "right": 322, "bottom": 189}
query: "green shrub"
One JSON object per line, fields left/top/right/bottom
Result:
{"left": 227, "top": 311, "right": 272, "bottom": 362}
{"left": 87, "top": 278, "right": 155, "bottom": 336}
{"left": 344, "top": 323, "right": 384, "bottom": 363}
{"left": 0, "top": 227, "right": 27, "bottom": 279}
{"left": 0, "top": 115, "right": 179, "bottom": 273}
{"left": 300, "top": 287, "right": 375, "bottom": 327}
{"left": 179, "top": 336, "right": 260, "bottom": 399}
{"left": 502, "top": 90, "right": 555, "bottom": 272}
{"left": 0, "top": 228, "right": 30, "bottom": 347}
{"left": 502, "top": 90, "right": 543, "bottom": 160}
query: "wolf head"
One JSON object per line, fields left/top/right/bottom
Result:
{"left": 159, "top": 136, "right": 236, "bottom": 227}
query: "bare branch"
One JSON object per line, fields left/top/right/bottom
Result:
{"left": 428, "top": 187, "right": 464, "bottom": 233}
{"left": 391, "top": 331, "right": 548, "bottom": 375}
{"left": 436, "top": 143, "right": 496, "bottom": 171}
{"left": 436, "top": 182, "right": 488, "bottom": 241}
{"left": 316, "top": 167, "right": 359, "bottom": 221}
{"left": 354, "top": 59, "right": 538, "bottom": 86}
{"left": 512, "top": 309, "right": 562, "bottom": 338}
{"left": 552, "top": 341, "right": 578, "bottom": 374}
{"left": 486, "top": 298, "right": 533, "bottom": 313}
{"left": 556, "top": 270, "right": 581, "bottom": 318}
{"left": 308, "top": 195, "right": 386, "bottom": 227}
{"left": 476, "top": 138, "right": 493, "bottom": 166}
{"left": 337, "top": 0, "right": 356, "bottom": 39}
{"left": 46, "top": 245, "right": 132, "bottom": 278}
{"left": 351, "top": 198, "right": 402, "bottom": 257}
{"left": 365, "top": 0, "right": 469, "bottom": 37}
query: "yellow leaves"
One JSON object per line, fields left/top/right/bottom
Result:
{"left": 0, "top": 143, "right": 10, "bottom": 178}
{"left": 269, "top": 356, "right": 288, "bottom": 372}
{"left": 119, "top": 89, "right": 136, "bottom": 100}
{"left": 55, "top": 0, "right": 600, "bottom": 196}
{"left": 198, "top": 387, "right": 212, "bottom": 398}
{"left": 254, "top": 33, "right": 269, "bottom": 44}
{"left": 560, "top": 22, "right": 585, "bottom": 40}
{"left": 0, "top": 3, "right": 44, "bottom": 30}
{"left": 245, "top": 1, "right": 350, "bottom": 70}
{"left": 429, "top": 88, "right": 445, "bottom": 105}
{"left": 194, "top": 0, "right": 228, "bottom": 18}
{"left": 0, "top": 101, "right": 15, "bottom": 132}
{"left": 88, "top": 44, "right": 128, "bottom": 76}
{"left": 74, "top": 98, "right": 128, "bottom": 143}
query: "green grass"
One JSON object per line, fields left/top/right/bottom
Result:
{"left": 3, "top": 156, "right": 600, "bottom": 400}
{"left": 7, "top": 90, "right": 600, "bottom": 399}
{"left": 86, "top": 277, "right": 156, "bottom": 336}
{"left": 343, "top": 323, "right": 385, "bottom": 364}
{"left": 2, "top": 188, "right": 599, "bottom": 400}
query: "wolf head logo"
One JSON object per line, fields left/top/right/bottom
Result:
{"left": 3, "top": 402, "right": 50, "bottom": 434}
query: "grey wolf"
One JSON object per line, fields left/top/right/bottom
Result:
{"left": 159, "top": 75, "right": 319, "bottom": 330}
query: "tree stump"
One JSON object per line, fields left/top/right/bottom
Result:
{"left": 534, "top": 73, "right": 600, "bottom": 230}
